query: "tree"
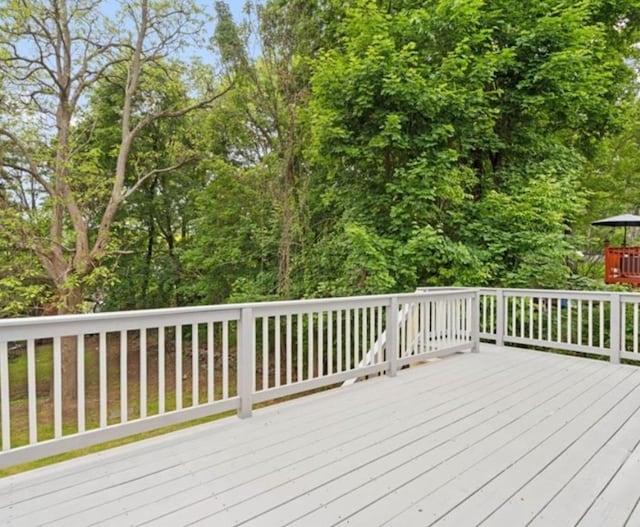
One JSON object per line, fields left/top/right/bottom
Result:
{"left": 0, "top": 0, "right": 226, "bottom": 314}
{"left": 306, "top": 0, "right": 639, "bottom": 293}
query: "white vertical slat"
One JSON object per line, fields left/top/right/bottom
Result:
{"left": 528, "top": 297, "right": 533, "bottom": 339}
{"left": 99, "top": 332, "right": 107, "bottom": 427}
{"left": 369, "top": 306, "right": 375, "bottom": 363}
{"left": 297, "top": 314, "right": 303, "bottom": 381}
{"left": 327, "top": 311, "right": 333, "bottom": 374}
{"left": 286, "top": 314, "right": 293, "bottom": 384}
{"left": 482, "top": 296, "right": 487, "bottom": 334}
{"left": 588, "top": 300, "right": 593, "bottom": 347}
{"left": 175, "top": 326, "right": 182, "bottom": 410}
{"left": 377, "top": 305, "right": 383, "bottom": 362}
{"left": 426, "top": 300, "right": 431, "bottom": 352}
{"left": 192, "top": 323, "right": 199, "bottom": 406}
{"left": 262, "top": 317, "right": 269, "bottom": 390}
{"left": 140, "top": 329, "right": 147, "bottom": 419}
{"left": 275, "top": 315, "right": 281, "bottom": 387}
{"left": 53, "top": 336, "right": 62, "bottom": 438}
{"left": 490, "top": 295, "right": 495, "bottom": 335}
{"left": 346, "top": 309, "right": 351, "bottom": 370}
{"left": 361, "top": 307, "right": 367, "bottom": 363}
{"left": 634, "top": 303, "right": 638, "bottom": 355}
{"left": 308, "top": 312, "right": 314, "bottom": 378}
{"left": 577, "top": 300, "right": 583, "bottom": 346}
{"left": 120, "top": 330, "right": 127, "bottom": 423}
{"left": 76, "top": 336, "right": 85, "bottom": 433}
{"left": 27, "top": 339, "right": 38, "bottom": 442}
{"left": 318, "top": 312, "right": 324, "bottom": 377}
{"left": 0, "top": 341, "right": 10, "bottom": 451}
{"left": 222, "top": 321, "right": 229, "bottom": 399}
{"left": 556, "top": 298, "right": 562, "bottom": 343}
{"left": 511, "top": 296, "right": 516, "bottom": 337}
{"left": 158, "top": 327, "right": 165, "bottom": 414}
{"left": 207, "top": 322, "right": 214, "bottom": 402}
{"left": 567, "top": 299, "right": 572, "bottom": 344}
{"left": 547, "top": 299, "right": 553, "bottom": 342}
{"left": 419, "top": 302, "right": 425, "bottom": 354}
{"left": 354, "top": 308, "right": 360, "bottom": 365}
{"left": 599, "top": 301, "right": 605, "bottom": 349}
{"left": 621, "top": 302, "right": 627, "bottom": 354}
{"left": 520, "top": 297, "right": 525, "bottom": 338}
{"left": 337, "top": 310, "right": 343, "bottom": 372}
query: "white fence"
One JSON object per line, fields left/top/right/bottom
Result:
{"left": 478, "top": 288, "right": 640, "bottom": 364}
{"left": 0, "top": 289, "right": 478, "bottom": 468}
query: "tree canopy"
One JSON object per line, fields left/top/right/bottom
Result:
{"left": 1, "top": 0, "right": 640, "bottom": 316}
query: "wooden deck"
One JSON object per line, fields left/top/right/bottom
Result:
{"left": 3, "top": 344, "right": 640, "bottom": 526}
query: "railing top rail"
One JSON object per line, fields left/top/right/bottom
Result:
{"left": 476, "top": 287, "right": 622, "bottom": 300}
{"left": 0, "top": 289, "right": 477, "bottom": 332}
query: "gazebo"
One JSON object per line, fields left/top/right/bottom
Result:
{"left": 592, "top": 213, "right": 640, "bottom": 286}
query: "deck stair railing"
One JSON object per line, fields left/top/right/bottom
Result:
{"left": 343, "top": 290, "right": 475, "bottom": 386}
{"left": 0, "top": 289, "right": 478, "bottom": 469}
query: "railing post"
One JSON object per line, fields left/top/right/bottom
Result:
{"left": 387, "top": 296, "right": 399, "bottom": 377}
{"left": 237, "top": 307, "right": 254, "bottom": 418}
{"left": 496, "top": 289, "right": 505, "bottom": 346}
{"left": 471, "top": 291, "right": 480, "bottom": 353}
{"left": 610, "top": 293, "right": 621, "bottom": 364}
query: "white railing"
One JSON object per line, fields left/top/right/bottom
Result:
{"left": 0, "top": 289, "right": 478, "bottom": 468}
{"left": 479, "top": 288, "right": 640, "bottom": 364}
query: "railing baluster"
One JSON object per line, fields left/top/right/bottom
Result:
{"left": 192, "top": 323, "right": 198, "bottom": 406}
{"left": 175, "top": 326, "right": 182, "bottom": 410}
{"left": 537, "top": 297, "right": 542, "bottom": 341}
{"left": 286, "top": 314, "right": 293, "bottom": 384}
{"left": 99, "top": 332, "right": 107, "bottom": 426}
{"left": 361, "top": 307, "right": 367, "bottom": 362}
{"left": 262, "top": 317, "right": 269, "bottom": 390}
{"left": 599, "top": 301, "right": 605, "bottom": 349}
{"left": 222, "top": 321, "right": 229, "bottom": 399}
{"left": 53, "top": 336, "right": 62, "bottom": 438}
{"left": 327, "top": 311, "right": 333, "bottom": 375}
{"left": 634, "top": 303, "right": 639, "bottom": 355}
{"left": 547, "top": 299, "right": 553, "bottom": 342}
{"left": 377, "top": 305, "right": 383, "bottom": 362}
{"left": 28, "top": 339, "right": 38, "bottom": 442}
{"left": 1, "top": 341, "right": 10, "bottom": 451}
{"left": 158, "top": 327, "right": 165, "bottom": 414}
{"left": 577, "top": 300, "right": 583, "bottom": 346}
{"left": 490, "top": 295, "right": 495, "bottom": 336}
{"left": 308, "top": 312, "right": 314, "bottom": 378}
{"left": 207, "top": 322, "right": 214, "bottom": 402}
{"left": 370, "top": 306, "right": 375, "bottom": 361}
{"left": 567, "top": 300, "right": 572, "bottom": 344}
{"left": 520, "top": 297, "right": 525, "bottom": 338}
{"left": 528, "top": 297, "right": 533, "bottom": 339}
{"left": 354, "top": 308, "right": 360, "bottom": 365}
{"left": 275, "top": 315, "right": 281, "bottom": 387}
{"left": 556, "top": 298, "right": 562, "bottom": 343}
{"left": 318, "top": 311, "right": 323, "bottom": 377}
{"left": 337, "top": 310, "right": 343, "bottom": 373}
{"left": 587, "top": 300, "right": 593, "bottom": 347}
{"left": 120, "top": 330, "right": 127, "bottom": 423}
{"left": 297, "top": 313, "right": 303, "bottom": 381}
{"left": 140, "top": 329, "right": 147, "bottom": 418}
{"left": 346, "top": 309, "right": 351, "bottom": 370}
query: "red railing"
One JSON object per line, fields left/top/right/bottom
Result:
{"left": 604, "top": 246, "right": 640, "bottom": 285}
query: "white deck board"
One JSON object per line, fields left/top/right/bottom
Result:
{"left": 2, "top": 345, "right": 640, "bottom": 527}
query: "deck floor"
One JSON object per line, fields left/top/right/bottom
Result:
{"left": 3, "top": 345, "right": 640, "bottom": 526}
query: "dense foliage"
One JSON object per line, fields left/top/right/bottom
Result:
{"left": 1, "top": 0, "right": 640, "bottom": 315}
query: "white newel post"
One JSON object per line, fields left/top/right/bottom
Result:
{"left": 238, "top": 307, "right": 255, "bottom": 418}
{"left": 387, "top": 296, "right": 399, "bottom": 377}
{"left": 471, "top": 291, "right": 480, "bottom": 353}
{"left": 496, "top": 289, "right": 505, "bottom": 346}
{"left": 610, "top": 293, "right": 621, "bottom": 364}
